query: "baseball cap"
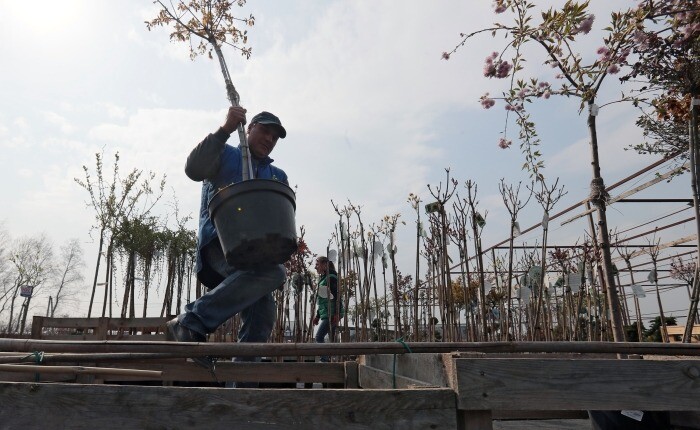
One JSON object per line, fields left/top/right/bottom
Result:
{"left": 251, "top": 111, "right": 286, "bottom": 139}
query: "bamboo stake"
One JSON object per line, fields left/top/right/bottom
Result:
{"left": 0, "top": 363, "right": 162, "bottom": 378}
{"left": 0, "top": 339, "right": 698, "bottom": 357}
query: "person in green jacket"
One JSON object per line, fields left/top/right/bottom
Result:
{"left": 312, "top": 256, "right": 343, "bottom": 362}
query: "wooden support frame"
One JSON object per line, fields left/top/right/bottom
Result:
{"left": 0, "top": 382, "right": 458, "bottom": 429}
{"left": 31, "top": 316, "right": 169, "bottom": 341}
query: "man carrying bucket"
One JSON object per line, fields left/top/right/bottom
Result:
{"left": 167, "top": 106, "right": 288, "bottom": 373}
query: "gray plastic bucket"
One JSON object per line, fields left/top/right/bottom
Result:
{"left": 209, "top": 179, "right": 297, "bottom": 268}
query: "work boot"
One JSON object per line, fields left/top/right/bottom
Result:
{"left": 165, "top": 317, "right": 213, "bottom": 369}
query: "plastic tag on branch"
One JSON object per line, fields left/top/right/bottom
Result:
{"left": 589, "top": 103, "right": 599, "bottom": 116}
{"left": 474, "top": 211, "right": 486, "bottom": 228}
{"left": 631, "top": 284, "right": 646, "bottom": 298}
{"left": 418, "top": 220, "right": 426, "bottom": 237}
{"left": 425, "top": 201, "right": 441, "bottom": 214}
{"left": 542, "top": 212, "right": 549, "bottom": 229}
{"left": 327, "top": 249, "right": 338, "bottom": 263}
{"left": 568, "top": 273, "right": 582, "bottom": 293}
{"left": 340, "top": 221, "right": 347, "bottom": 240}
{"left": 513, "top": 221, "right": 521, "bottom": 237}
{"left": 372, "top": 241, "right": 383, "bottom": 258}
{"left": 519, "top": 287, "right": 531, "bottom": 306}
{"left": 647, "top": 269, "right": 657, "bottom": 283}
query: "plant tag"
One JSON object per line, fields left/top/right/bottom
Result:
{"left": 621, "top": 410, "right": 644, "bottom": 421}
{"left": 589, "top": 103, "right": 599, "bottom": 116}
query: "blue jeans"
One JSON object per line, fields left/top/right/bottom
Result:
{"left": 314, "top": 318, "right": 337, "bottom": 362}
{"left": 179, "top": 241, "right": 283, "bottom": 341}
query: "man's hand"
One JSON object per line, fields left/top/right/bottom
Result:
{"left": 313, "top": 316, "right": 319, "bottom": 325}
{"left": 331, "top": 315, "right": 340, "bottom": 325}
{"left": 222, "top": 106, "right": 247, "bottom": 134}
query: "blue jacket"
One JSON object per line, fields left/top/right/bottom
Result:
{"left": 185, "top": 127, "right": 289, "bottom": 288}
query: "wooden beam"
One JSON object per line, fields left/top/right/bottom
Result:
{"left": 98, "top": 361, "right": 346, "bottom": 384}
{"left": 453, "top": 358, "right": 700, "bottom": 411}
{"left": 1, "top": 339, "right": 699, "bottom": 357}
{"left": 560, "top": 161, "right": 689, "bottom": 226}
{"left": 0, "top": 364, "right": 161, "bottom": 379}
{"left": 0, "top": 382, "right": 458, "bottom": 430}
{"left": 613, "top": 234, "right": 698, "bottom": 261}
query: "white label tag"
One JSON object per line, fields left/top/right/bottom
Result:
{"left": 621, "top": 410, "right": 644, "bottom": 421}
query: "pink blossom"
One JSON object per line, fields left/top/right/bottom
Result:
{"left": 498, "top": 138, "right": 512, "bottom": 149}
{"left": 496, "top": 61, "right": 512, "bottom": 78}
{"left": 480, "top": 93, "right": 496, "bottom": 109}
{"left": 442, "top": 52, "right": 451, "bottom": 60}
{"left": 516, "top": 89, "right": 527, "bottom": 99}
{"left": 575, "top": 15, "right": 595, "bottom": 34}
{"left": 597, "top": 46, "right": 611, "bottom": 61}
{"left": 494, "top": 1, "right": 507, "bottom": 13}
{"left": 543, "top": 90, "right": 551, "bottom": 99}
{"left": 607, "top": 64, "right": 620, "bottom": 74}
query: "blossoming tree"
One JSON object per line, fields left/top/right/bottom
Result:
{"left": 441, "top": 0, "right": 689, "bottom": 341}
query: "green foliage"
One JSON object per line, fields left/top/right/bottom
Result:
{"left": 644, "top": 316, "right": 677, "bottom": 342}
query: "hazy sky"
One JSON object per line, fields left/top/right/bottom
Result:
{"left": 0, "top": 0, "right": 694, "bottom": 325}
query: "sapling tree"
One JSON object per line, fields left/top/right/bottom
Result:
{"left": 465, "top": 180, "right": 489, "bottom": 339}
{"left": 669, "top": 256, "right": 700, "bottom": 326}
{"left": 443, "top": 0, "right": 654, "bottom": 341}
{"left": 75, "top": 152, "right": 165, "bottom": 317}
{"left": 6, "top": 234, "right": 54, "bottom": 334}
{"left": 426, "top": 169, "right": 458, "bottom": 340}
{"left": 407, "top": 193, "right": 426, "bottom": 341}
{"left": 529, "top": 177, "right": 566, "bottom": 339}
{"left": 380, "top": 213, "right": 404, "bottom": 337}
{"left": 147, "top": 0, "right": 256, "bottom": 179}
{"left": 49, "top": 239, "right": 85, "bottom": 318}
{"left": 498, "top": 179, "right": 532, "bottom": 339}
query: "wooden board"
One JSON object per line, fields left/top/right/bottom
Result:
{"left": 358, "top": 364, "right": 437, "bottom": 389}
{"left": 98, "top": 361, "right": 347, "bottom": 384}
{"left": 360, "top": 353, "right": 450, "bottom": 386}
{"left": 0, "top": 382, "right": 457, "bottom": 429}
{"left": 453, "top": 358, "right": 700, "bottom": 411}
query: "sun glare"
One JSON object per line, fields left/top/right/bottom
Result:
{"left": 4, "top": 0, "right": 86, "bottom": 38}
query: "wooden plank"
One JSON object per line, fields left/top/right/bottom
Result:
{"left": 345, "top": 360, "right": 359, "bottom": 388}
{"left": 0, "top": 382, "right": 458, "bottom": 429}
{"left": 457, "top": 410, "right": 492, "bottom": 430}
{"left": 666, "top": 325, "right": 700, "bottom": 336}
{"left": 454, "top": 358, "right": 700, "bottom": 411}
{"left": 360, "top": 353, "right": 450, "bottom": 386}
{"left": 97, "top": 361, "right": 346, "bottom": 384}
{"left": 34, "top": 317, "right": 102, "bottom": 328}
{"left": 106, "top": 334, "right": 167, "bottom": 341}
{"left": 31, "top": 316, "right": 43, "bottom": 339}
{"left": 106, "top": 317, "right": 169, "bottom": 329}
{"left": 358, "top": 364, "right": 437, "bottom": 389}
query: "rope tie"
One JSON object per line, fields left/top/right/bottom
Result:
{"left": 589, "top": 177, "right": 609, "bottom": 206}
{"left": 392, "top": 338, "right": 413, "bottom": 389}
{"left": 23, "top": 351, "right": 44, "bottom": 382}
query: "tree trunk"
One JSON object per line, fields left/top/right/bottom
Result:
{"left": 586, "top": 101, "right": 626, "bottom": 342}
{"left": 87, "top": 229, "right": 105, "bottom": 318}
